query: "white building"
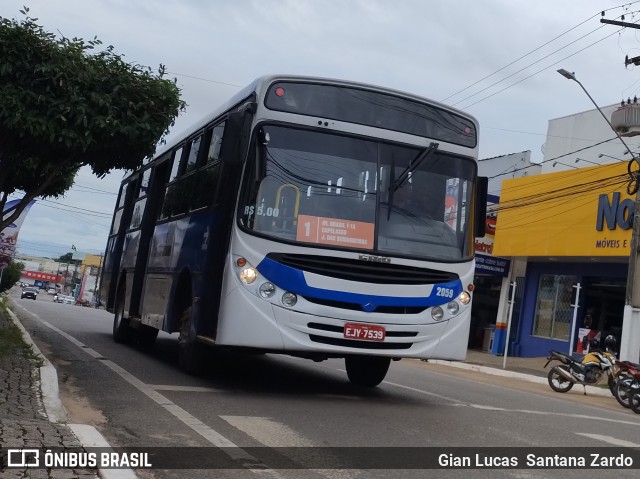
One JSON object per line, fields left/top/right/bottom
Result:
{"left": 542, "top": 103, "right": 640, "bottom": 172}
{"left": 478, "top": 150, "right": 539, "bottom": 197}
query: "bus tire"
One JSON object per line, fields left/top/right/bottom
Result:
{"left": 178, "top": 306, "right": 203, "bottom": 374}
{"left": 113, "top": 284, "right": 133, "bottom": 344}
{"left": 137, "top": 325, "right": 158, "bottom": 348}
{"left": 345, "top": 355, "right": 391, "bottom": 387}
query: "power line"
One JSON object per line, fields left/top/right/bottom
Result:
{"left": 441, "top": 3, "right": 635, "bottom": 102}
{"left": 166, "top": 71, "right": 241, "bottom": 88}
{"left": 459, "top": 25, "right": 628, "bottom": 110}
{"left": 487, "top": 137, "right": 620, "bottom": 180}
{"left": 40, "top": 199, "right": 112, "bottom": 217}
{"left": 444, "top": 3, "right": 639, "bottom": 107}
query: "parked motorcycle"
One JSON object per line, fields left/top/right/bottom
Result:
{"left": 545, "top": 337, "right": 617, "bottom": 395}
{"left": 612, "top": 360, "right": 640, "bottom": 408}
{"left": 630, "top": 387, "right": 640, "bottom": 414}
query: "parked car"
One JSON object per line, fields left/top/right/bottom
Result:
{"left": 21, "top": 287, "right": 38, "bottom": 300}
{"left": 47, "top": 288, "right": 56, "bottom": 295}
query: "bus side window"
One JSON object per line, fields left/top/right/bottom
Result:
{"left": 138, "top": 169, "right": 151, "bottom": 198}
{"left": 185, "top": 135, "right": 202, "bottom": 174}
{"left": 169, "top": 147, "right": 184, "bottom": 182}
{"left": 125, "top": 169, "right": 151, "bottom": 230}
{"left": 207, "top": 122, "right": 225, "bottom": 163}
{"left": 160, "top": 147, "right": 187, "bottom": 220}
{"left": 189, "top": 122, "right": 225, "bottom": 211}
{"left": 111, "top": 180, "right": 133, "bottom": 234}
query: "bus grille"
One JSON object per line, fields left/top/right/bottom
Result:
{"left": 309, "top": 335, "right": 413, "bottom": 350}
{"left": 304, "top": 296, "right": 426, "bottom": 314}
{"left": 266, "top": 253, "right": 458, "bottom": 285}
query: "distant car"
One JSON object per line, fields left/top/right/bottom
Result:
{"left": 21, "top": 287, "right": 38, "bottom": 300}
{"left": 56, "top": 294, "right": 75, "bottom": 304}
{"left": 47, "top": 288, "right": 56, "bottom": 295}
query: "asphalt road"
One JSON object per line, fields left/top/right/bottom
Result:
{"left": 7, "top": 287, "right": 640, "bottom": 479}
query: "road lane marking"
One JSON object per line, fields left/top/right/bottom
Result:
{"left": 13, "top": 306, "right": 286, "bottom": 478}
{"left": 220, "top": 416, "right": 364, "bottom": 479}
{"left": 220, "top": 416, "right": 316, "bottom": 447}
{"left": 575, "top": 433, "right": 640, "bottom": 447}
{"left": 148, "top": 385, "right": 220, "bottom": 393}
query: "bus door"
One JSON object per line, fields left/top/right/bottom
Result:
{"left": 101, "top": 176, "right": 137, "bottom": 312}
{"left": 128, "top": 158, "right": 172, "bottom": 318}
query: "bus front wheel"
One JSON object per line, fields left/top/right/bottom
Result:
{"left": 178, "top": 306, "right": 203, "bottom": 374}
{"left": 113, "top": 285, "right": 133, "bottom": 343}
{"left": 345, "top": 355, "right": 391, "bottom": 387}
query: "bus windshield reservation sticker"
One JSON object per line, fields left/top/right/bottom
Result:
{"left": 296, "top": 215, "right": 375, "bottom": 250}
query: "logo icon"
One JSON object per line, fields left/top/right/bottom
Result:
{"left": 7, "top": 449, "right": 40, "bottom": 467}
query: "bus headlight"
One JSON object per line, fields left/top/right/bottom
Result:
{"left": 259, "top": 282, "right": 276, "bottom": 298}
{"left": 282, "top": 292, "right": 297, "bottom": 307}
{"left": 431, "top": 306, "right": 444, "bottom": 321}
{"left": 458, "top": 291, "right": 471, "bottom": 305}
{"left": 239, "top": 267, "right": 258, "bottom": 284}
{"left": 447, "top": 301, "right": 460, "bottom": 315}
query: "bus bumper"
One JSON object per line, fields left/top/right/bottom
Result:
{"left": 216, "top": 283, "right": 471, "bottom": 360}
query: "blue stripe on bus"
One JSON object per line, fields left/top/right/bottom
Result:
{"left": 256, "top": 257, "right": 463, "bottom": 312}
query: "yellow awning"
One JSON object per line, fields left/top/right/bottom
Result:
{"left": 493, "top": 162, "right": 633, "bottom": 257}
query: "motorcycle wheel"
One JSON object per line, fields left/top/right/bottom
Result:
{"left": 614, "top": 378, "right": 633, "bottom": 409}
{"left": 630, "top": 390, "right": 640, "bottom": 414}
{"left": 548, "top": 366, "right": 574, "bottom": 393}
{"left": 607, "top": 374, "right": 618, "bottom": 396}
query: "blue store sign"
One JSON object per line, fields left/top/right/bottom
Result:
{"left": 475, "top": 254, "right": 510, "bottom": 277}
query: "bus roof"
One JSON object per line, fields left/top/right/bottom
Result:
{"left": 154, "top": 74, "right": 477, "bottom": 158}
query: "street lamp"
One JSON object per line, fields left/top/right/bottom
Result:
{"left": 575, "top": 157, "right": 600, "bottom": 166}
{"left": 552, "top": 161, "right": 577, "bottom": 169}
{"left": 597, "top": 153, "right": 625, "bottom": 162}
{"left": 557, "top": 69, "right": 636, "bottom": 159}
{"left": 558, "top": 67, "right": 640, "bottom": 362}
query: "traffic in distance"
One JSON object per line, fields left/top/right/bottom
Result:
{"left": 100, "top": 75, "right": 488, "bottom": 387}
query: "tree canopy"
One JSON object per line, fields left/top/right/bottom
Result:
{"left": 0, "top": 7, "right": 186, "bottom": 231}
{"left": 56, "top": 252, "right": 80, "bottom": 264}
{"left": 0, "top": 260, "right": 24, "bottom": 292}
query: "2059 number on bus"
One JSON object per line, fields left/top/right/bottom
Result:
{"left": 344, "top": 323, "right": 386, "bottom": 341}
{"left": 435, "top": 287, "right": 454, "bottom": 298}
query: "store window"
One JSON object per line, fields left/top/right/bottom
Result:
{"left": 532, "top": 274, "right": 576, "bottom": 340}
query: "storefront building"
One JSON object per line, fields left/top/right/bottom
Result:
{"left": 492, "top": 162, "right": 632, "bottom": 357}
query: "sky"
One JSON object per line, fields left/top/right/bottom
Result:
{"left": 3, "top": 0, "right": 640, "bottom": 258}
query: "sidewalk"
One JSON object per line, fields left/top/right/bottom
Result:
{"left": 428, "top": 348, "right": 614, "bottom": 397}
{"left": 0, "top": 295, "right": 139, "bottom": 479}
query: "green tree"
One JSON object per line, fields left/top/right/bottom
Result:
{"left": 0, "top": 261, "right": 25, "bottom": 292}
{"left": 56, "top": 252, "right": 78, "bottom": 264}
{"left": 0, "top": 8, "right": 186, "bottom": 230}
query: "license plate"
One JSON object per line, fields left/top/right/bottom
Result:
{"left": 344, "top": 323, "right": 386, "bottom": 341}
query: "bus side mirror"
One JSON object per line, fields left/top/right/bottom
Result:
{"left": 474, "top": 176, "right": 488, "bottom": 238}
{"left": 220, "top": 102, "right": 256, "bottom": 165}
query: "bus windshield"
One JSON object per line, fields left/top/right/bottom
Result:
{"left": 239, "top": 125, "right": 476, "bottom": 260}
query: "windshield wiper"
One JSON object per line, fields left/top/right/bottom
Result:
{"left": 387, "top": 142, "right": 439, "bottom": 219}
{"left": 389, "top": 142, "right": 439, "bottom": 193}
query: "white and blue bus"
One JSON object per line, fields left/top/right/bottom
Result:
{"left": 100, "top": 75, "right": 487, "bottom": 387}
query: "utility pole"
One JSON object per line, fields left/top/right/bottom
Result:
{"left": 93, "top": 253, "right": 103, "bottom": 307}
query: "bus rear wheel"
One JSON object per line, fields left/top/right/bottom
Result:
{"left": 137, "top": 325, "right": 158, "bottom": 348}
{"left": 178, "top": 306, "right": 203, "bottom": 374}
{"left": 345, "top": 355, "right": 391, "bottom": 387}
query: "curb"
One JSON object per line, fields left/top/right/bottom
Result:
{"left": 5, "top": 301, "right": 140, "bottom": 479}
{"left": 6, "top": 306, "right": 67, "bottom": 422}
{"left": 427, "top": 359, "right": 614, "bottom": 397}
